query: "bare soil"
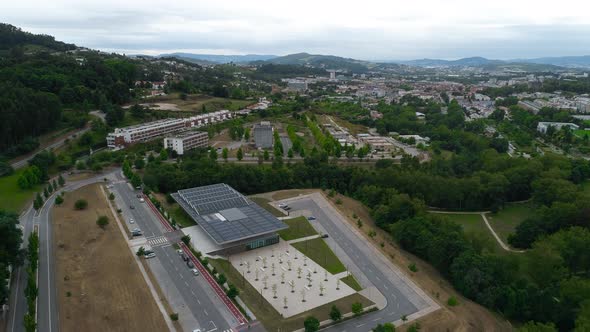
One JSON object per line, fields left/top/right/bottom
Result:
{"left": 52, "top": 184, "right": 168, "bottom": 332}
{"left": 269, "top": 189, "right": 513, "bottom": 332}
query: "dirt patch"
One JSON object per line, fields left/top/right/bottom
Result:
{"left": 52, "top": 184, "right": 168, "bottom": 332}
{"left": 268, "top": 189, "right": 513, "bottom": 332}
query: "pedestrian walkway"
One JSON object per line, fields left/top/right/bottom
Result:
{"left": 147, "top": 235, "right": 169, "bottom": 247}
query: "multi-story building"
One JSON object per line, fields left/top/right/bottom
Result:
{"left": 253, "top": 121, "right": 273, "bottom": 149}
{"left": 164, "top": 130, "right": 209, "bottom": 155}
{"left": 537, "top": 122, "right": 579, "bottom": 134}
{"left": 576, "top": 98, "right": 590, "bottom": 114}
{"left": 107, "top": 110, "right": 232, "bottom": 150}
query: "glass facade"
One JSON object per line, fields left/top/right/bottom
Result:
{"left": 246, "top": 234, "right": 279, "bottom": 250}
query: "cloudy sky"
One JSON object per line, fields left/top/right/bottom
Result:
{"left": 4, "top": 0, "right": 590, "bottom": 60}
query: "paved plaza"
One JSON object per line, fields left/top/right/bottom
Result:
{"left": 230, "top": 241, "right": 356, "bottom": 317}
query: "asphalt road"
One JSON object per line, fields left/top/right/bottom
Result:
{"left": 111, "top": 176, "right": 240, "bottom": 332}
{"left": 7, "top": 171, "right": 117, "bottom": 332}
{"left": 285, "top": 196, "right": 436, "bottom": 332}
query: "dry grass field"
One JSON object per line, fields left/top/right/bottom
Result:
{"left": 52, "top": 184, "right": 168, "bottom": 332}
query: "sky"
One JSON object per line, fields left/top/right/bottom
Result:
{"left": 3, "top": 0, "right": 590, "bottom": 60}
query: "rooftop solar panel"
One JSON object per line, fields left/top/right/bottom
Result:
{"left": 172, "top": 183, "right": 288, "bottom": 244}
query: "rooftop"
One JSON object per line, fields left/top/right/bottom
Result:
{"left": 172, "top": 184, "right": 288, "bottom": 244}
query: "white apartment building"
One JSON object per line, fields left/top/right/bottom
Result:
{"left": 537, "top": 122, "right": 579, "bottom": 134}
{"left": 164, "top": 131, "right": 209, "bottom": 155}
{"left": 107, "top": 110, "right": 232, "bottom": 150}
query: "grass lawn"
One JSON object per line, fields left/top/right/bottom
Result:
{"left": 208, "top": 258, "right": 372, "bottom": 332}
{"left": 574, "top": 129, "right": 590, "bottom": 138}
{"left": 0, "top": 168, "right": 41, "bottom": 213}
{"left": 147, "top": 93, "right": 252, "bottom": 112}
{"left": 249, "top": 196, "right": 284, "bottom": 217}
{"left": 292, "top": 238, "right": 346, "bottom": 274}
{"left": 340, "top": 274, "right": 362, "bottom": 291}
{"left": 432, "top": 213, "right": 503, "bottom": 255}
{"left": 486, "top": 202, "right": 533, "bottom": 244}
{"left": 277, "top": 216, "right": 318, "bottom": 241}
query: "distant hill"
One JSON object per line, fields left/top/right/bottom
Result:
{"left": 397, "top": 57, "right": 503, "bottom": 67}
{"left": 159, "top": 53, "right": 277, "bottom": 64}
{"left": 262, "top": 52, "right": 373, "bottom": 73}
{"left": 512, "top": 55, "right": 590, "bottom": 69}
{"left": 0, "top": 23, "right": 76, "bottom": 52}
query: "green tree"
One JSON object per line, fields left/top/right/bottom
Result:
{"left": 134, "top": 158, "right": 145, "bottom": 169}
{"left": 303, "top": 316, "right": 320, "bottom": 332}
{"left": 52, "top": 179, "right": 58, "bottom": 190}
{"left": 109, "top": 192, "right": 115, "bottom": 200}
{"left": 288, "top": 148, "right": 294, "bottom": 159}
{"left": 181, "top": 235, "right": 191, "bottom": 245}
{"left": 74, "top": 199, "right": 88, "bottom": 210}
{"left": 136, "top": 246, "right": 146, "bottom": 257}
{"left": 217, "top": 273, "right": 227, "bottom": 285}
{"left": 33, "top": 193, "right": 43, "bottom": 210}
{"left": 160, "top": 148, "right": 168, "bottom": 160}
{"left": 329, "top": 305, "right": 341, "bottom": 321}
{"left": 373, "top": 323, "right": 395, "bottom": 332}
{"left": 237, "top": 147, "right": 243, "bottom": 161}
{"left": 55, "top": 195, "right": 64, "bottom": 205}
{"left": 222, "top": 148, "right": 229, "bottom": 161}
{"left": 226, "top": 284, "right": 239, "bottom": 299}
{"left": 209, "top": 148, "right": 218, "bottom": 160}
{"left": 47, "top": 183, "right": 53, "bottom": 193}
{"left": 131, "top": 173, "right": 142, "bottom": 188}
{"left": 43, "top": 187, "right": 49, "bottom": 199}
{"left": 96, "top": 215, "right": 109, "bottom": 229}
{"left": 263, "top": 150, "right": 270, "bottom": 161}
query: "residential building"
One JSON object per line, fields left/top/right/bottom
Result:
{"left": 253, "top": 121, "right": 273, "bottom": 149}
{"left": 164, "top": 130, "right": 209, "bottom": 155}
{"left": 107, "top": 110, "right": 232, "bottom": 150}
{"left": 576, "top": 98, "right": 590, "bottom": 113}
{"left": 537, "top": 122, "right": 580, "bottom": 134}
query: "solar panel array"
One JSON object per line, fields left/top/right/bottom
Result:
{"left": 172, "top": 183, "right": 288, "bottom": 244}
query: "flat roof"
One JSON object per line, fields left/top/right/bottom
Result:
{"left": 172, "top": 183, "right": 288, "bottom": 245}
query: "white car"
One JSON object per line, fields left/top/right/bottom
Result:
{"left": 139, "top": 198, "right": 145, "bottom": 203}
{"left": 144, "top": 252, "right": 156, "bottom": 259}
{"left": 129, "top": 218, "right": 135, "bottom": 224}
{"left": 191, "top": 268, "right": 199, "bottom": 276}
{"left": 177, "top": 249, "right": 183, "bottom": 255}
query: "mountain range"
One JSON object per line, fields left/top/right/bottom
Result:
{"left": 158, "top": 52, "right": 590, "bottom": 70}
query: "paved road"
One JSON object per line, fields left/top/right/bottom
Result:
{"left": 7, "top": 171, "right": 117, "bottom": 332}
{"left": 10, "top": 127, "right": 91, "bottom": 170}
{"left": 111, "top": 177, "right": 241, "bottom": 332}
{"left": 283, "top": 195, "right": 438, "bottom": 331}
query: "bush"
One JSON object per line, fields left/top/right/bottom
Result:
{"left": 408, "top": 262, "right": 418, "bottom": 272}
{"left": 226, "top": 284, "right": 239, "bottom": 299}
{"left": 108, "top": 192, "right": 115, "bottom": 200}
{"left": 329, "top": 305, "right": 341, "bottom": 321}
{"left": 217, "top": 273, "right": 227, "bottom": 285}
{"left": 169, "top": 313, "right": 178, "bottom": 321}
{"left": 55, "top": 195, "right": 64, "bottom": 205}
{"left": 352, "top": 302, "right": 363, "bottom": 316}
{"left": 74, "top": 199, "right": 88, "bottom": 210}
{"left": 304, "top": 316, "right": 320, "bottom": 332}
{"left": 136, "top": 246, "right": 146, "bottom": 257}
{"left": 447, "top": 296, "right": 458, "bottom": 306}
{"left": 181, "top": 235, "right": 191, "bottom": 245}
{"left": 96, "top": 216, "right": 109, "bottom": 228}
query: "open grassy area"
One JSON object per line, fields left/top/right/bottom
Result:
{"left": 278, "top": 216, "right": 318, "bottom": 240}
{"left": 249, "top": 196, "right": 285, "bottom": 217}
{"left": 292, "top": 238, "right": 346, "bottom": 274}
{"left": 145, "top": 93, "right": 252, "bottom": 112}
{"left": 574, "top": 129, "right": 590, "bottom": 138}
{"left": 208, "top": 258, "right": 372, "bottom": 332}
{"left": 487, "top": 202, "right": 533, "bottom": 244}
{"left": 340, "top": 274, "right": 362, "bottom": 291}
{"left": 0, "top": 168, "right": 41, "bottom": 213}
{"left": 170, "top": 205, "right": 196, "bottom": 228}
{"left": 432, "top": 213, "right": 503, "bottom": 255}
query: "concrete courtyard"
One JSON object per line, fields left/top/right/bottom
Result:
{"left": 230, "top": 241, "right": 356, "bottom": 317}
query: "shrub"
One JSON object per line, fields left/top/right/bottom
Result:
{"left": 169, "top": 313, "right": 178, "bottom": 321}
{"left": 304, "top": 316, "right": 320, "bottom": 332}
{"left": 55, "top": 195, "right": 64, "bottom": 205}
{"left": 96, "top": 216, "right": 109, "bottom": 228}
{"left": 408, "top": 262, "right": 418, "bottom": 272}
{"left": 136, "top": 246, "right": 146, "bottom": 257}
{"left": 226, "top": 284, "right": 239, "bottom": 299}
{"left": 108, "top": 192, "right": 115, "bottom": 200}
{"left": 352, "top": 302, "right": 363, "bottom": 316}
{"left": 329, "top": 305, "right": 341, "bottom": 321}
{"left": 181, "top": 235, "right": 191, "bottom": 245}
{"left": 217, "top": 273, "right": 227, "bottom": 285}
{"left": 74, "top": 199, "right": 88, "bottom": 210}
{"left": 447, "top": 296, "right": 459, "bottom": 306}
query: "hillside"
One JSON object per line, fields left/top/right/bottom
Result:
{"left": 160, "top": 52, "right": 277, "bottom": 64}
{"left": 263, "top": 52, "right": 373, "bottom": 73}
{"left": 0, "top": 23, "right": 76, "bottom": 52}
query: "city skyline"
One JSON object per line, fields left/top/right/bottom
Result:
{"left": 3, "top": 0, "right": 590, "bottom": 60}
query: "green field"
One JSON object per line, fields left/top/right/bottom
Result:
{"left": 170, "top": 205, "right": 196, "bottom": 228}
{"left": 0, "top": 168, "right": 41, "bottom": 213}
{"left": 574, "top": 129, "right": 590, "bottom": 138}
{"left": 277, "top": 216, "right": 318, "bottom": 240}
{"left": 487, "top": 202, "right": 533, "bottom": 244}
{"left": 340, "top": 274, "right": 362, "bottom": 291}
{"left": 249, "top": 196, "right": 284, "bottom": 217}
{"left": 292, "top": 238, "right": 346, "bottom": 274}
{"left": 208, "top": 258, "right": 372, "bottom": 332}
{"left": 432, "top": 213, "right": 503, "bottom": 255}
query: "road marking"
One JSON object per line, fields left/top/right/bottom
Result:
{"left": 185, "top": 281, "right": 189, "bottom": 287}
{"left": 373, "top": 317, "right": 381, "bottom": 322}
{"left": 356, "top": 323, "right": 365, "bottom": 327}
{"left": 375, "top": 276, "right": 381, "bottom": 281}
{"left": 388, "top": 312, "right": 395, "bottom": 316}
{"left": 383, "top": 285, "right": 389, "bottom": 290}
{"left": 179, "top": 274, "right": 184, "bottom": 279}
{"left": 10, "top": 267, "right": 22, "bottom": 332}
{"left": 204, "top": 309, "right": 209, "bottom": 316}
{"left": 197, "top": 299, "right": 201, "bottom": 305}
{"left": 191, "top": 290, "right": 196, "bottom": 296}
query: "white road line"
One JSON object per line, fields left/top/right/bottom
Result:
{"left": 356, "top": 323, "right": 365, "bottom": 327}
{"left": 388, "top": 312, "right": 395, "bottom": 316}
{"left": 197, "top": 299, "right": 201, "bottom": 305}
{"left": 372, "top": 317, "right": 381, "bottom": 322}
{"left": 179, "top": 274, "right": 184, "bottom": 279}
{"left": 204, "top": 309, "right": 209, "bottom": 316}
{"left": 184, "top": 281, "right": 189, "bottom": 287}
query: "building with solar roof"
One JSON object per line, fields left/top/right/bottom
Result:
{"left": 172, "top": 183, "right": 288, "bottom": 255}
{"left": 253, "top": 121, "right": 273, "bottom": 149}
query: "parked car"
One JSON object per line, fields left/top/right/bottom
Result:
{"left": 180, "top": 253, "right": 188, "bottom": 262}
{"left": 321, "top": 234, "right": 329, "bottom": 238}
{"left": 283, "top": 206, "right": 291, "bottom": 211}
{"left": 139, "top": 198, "right": 145, "bottom": 203}
{"left": 144, "top": 252, "right": 156, "bottom": 259}
{"left": 281, "top": 205, "right": 290, "bottom": 210}
{"left": 131, "top": 231, "right": 142, "bottom": 237}
{"left": 278, "top": 203, "right": 286, "bottom": 208}
{"left": 176, "top": 249, "right": 183, "bottom": 255}
{"left": 136, "top": 194, "right": 142, "bottom": 198}
{"left": 187, "top": 260, "right": 194, "bottom": 268}
{"left": 129, "top": 205, "right": 135, "bottom": 209}
{"left": 307, "top": 216, "right": 316, "bottom": 221}
{"left": 129, "top": 218, "right": 135, "bottom": 224}
{"left": 191, "top": 268, "right": 199, "bottom": 276}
